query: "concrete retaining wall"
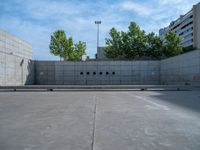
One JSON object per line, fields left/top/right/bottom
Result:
{"left": 35, "top": 61, "right": 160, "bottom": 85}
{"left": 160, "top": 50, "right": 200, "bottom": 85}
{"left": 0, "top": 52, "right": 34, "bottom": 86}
{"left": 35, "top": 50, "right": 200, "bottom": 86}
{"left": 0, "top": 29, "right": 34, "bottom": 86}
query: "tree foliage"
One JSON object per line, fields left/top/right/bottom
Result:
{"left": 162, "top": 32, "right": 183, "bottom": 57}
{"left": 49, "top": 30, "right": 86, "bottom": 61}
{"left": 146, "top": 32, "right": 163, "bottom": 59}
{"left": 104, "top": 22, "right": 183, "bottom": 59}
{"left": 123, "top": 22, "right": 147, "bottom": 59}
{"left": 104, "top": 28, "right": 123, "bottom": 58}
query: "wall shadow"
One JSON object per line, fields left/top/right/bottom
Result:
{"left": 25, "top": 60, "right": 35, "bottom": 85}
{"left": 148, "top": 91, "right": 200, "bottom": 113}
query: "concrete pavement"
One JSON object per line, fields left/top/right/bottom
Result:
{"left": 0, "top": 91, "right": 200, "bottom": 150}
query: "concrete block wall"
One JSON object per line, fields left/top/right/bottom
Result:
{"left": 35, "top": 60, "right": 160, "bottom": 85}
{"left": 160, "top": 50, "right": 200, "bottom": 85}
{"left": 0, "top": 29, "right": 34, "bottom": 86}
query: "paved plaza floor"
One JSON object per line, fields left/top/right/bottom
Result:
{"left": 0, "top": 91, "right": 200, "bottom": 150}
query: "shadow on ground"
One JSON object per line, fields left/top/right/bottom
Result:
{"left": 149, "top": 91, "right": 200, "bottom": 113}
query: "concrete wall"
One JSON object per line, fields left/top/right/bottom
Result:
{"left": 35, "top": 61, "right": 160, "bottom": 85}
{"left": 193, "top": 2, "right": 200, "bottom": 49}
{"left": 0, "top": 52, "right": 34, "bottom": 85}
{"left": 35, "top": 50, "right": 200, "bottom": 86}
{"left": 0, "top": 29, "right": 32, "bottom": 59}
{"left": 160, "top": 50, "right": 200, "bottom": 85}
{"left": 0, "top": 29, "right": 34, "bottom": 86}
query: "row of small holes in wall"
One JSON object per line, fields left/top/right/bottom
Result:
{"left": 80, "top": 72, "right": 115, "bottom": 75}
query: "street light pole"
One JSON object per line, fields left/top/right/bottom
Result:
{"left": 95, "top": 21, "right": 101, "bottom": 50}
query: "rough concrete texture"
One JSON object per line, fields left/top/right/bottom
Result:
{"left": 0, "top": 29, "right": 33, "bottom": 86}
{"left": 0, "top": 52, "right": 34, "bottom": 86}
{"left": 35, "top": 50, "right": 200, "bottom": 86}
{"left": 35, "top": 60, "right": 160, "bottom": 85}
{"left": 0, "top": 91, "right": 200, "bottom": 150}
{"left": 161, "top": 50, "right": 200, "bottom": 86}
{"left": 0, "top": 29, "right": 32, "bottom": 59}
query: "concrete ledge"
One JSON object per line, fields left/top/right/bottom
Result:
{"left": 0, "top": 85, "right": 199, "bottom": 91}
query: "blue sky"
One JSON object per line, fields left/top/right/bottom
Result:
{"left": 0, "top": 0, "right": 199, "bottom": 60}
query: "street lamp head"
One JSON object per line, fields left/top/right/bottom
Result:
{"left": 95, "top": 21, "right": 101, "bottom": 24}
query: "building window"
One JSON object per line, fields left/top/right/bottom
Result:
{"left": 87, "top": 72, "right": 90, "bottom": 75}
{"left": 80, "top": 72, "right": 83, "bottom": 75}
{"left": 179, "top": 27, "right": 193, "bottom": 36}
{"left": 106, "top": 72, "right": 109, "bottom": 75}
{"left": 181, "top": 21, "right": 193, "bottom": 30}
{"left": 112, "top": 72, "right": 115, "bottom": 75}
{"left": 93, "top": 72, "right": 96, "bottom": 75}
{"left": 99, "top": 72, "right": 102, "bottom": 75}
{"left": 182, "top": 39, "right": 193, "bottom": 46}
{"left": 182, "top": 33, "right": 193, "bottom": 41}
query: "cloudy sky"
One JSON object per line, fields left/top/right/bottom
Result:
{"left": 0, "top": 0, "right": 199, "bottom": 60}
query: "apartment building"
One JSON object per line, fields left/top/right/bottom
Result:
{"left": 159, "top": 2, "right": 200, "bottom": 49}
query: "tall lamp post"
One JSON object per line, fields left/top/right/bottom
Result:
{"left": 95, "top": 20, "right": 101, "bottom": 50}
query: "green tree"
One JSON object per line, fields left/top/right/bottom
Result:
{"left": 70, "top": 41, "right": 86, "bottom": 60}
{"left": 104, "top": 22, "right": 183, "bottom": 60}
{"left": 104, "top": 22, "right": 147, "bottom": 59}
{"left": 49, "top": 30, "right": 67, "bottom": 59}
{"left": 49, "top": 30, "right": 86, "bottom": 61}
{"left": 146, "top": 32, "right": 163, "bottom": 59}
{"left": 104, "top": 28, "right": 123, "bottom": 58}
{"left": 123, "top": 22, "right": 147, "bottom": 59}
{"left": 162, "top": 32, "right": 183, "bottom": 57}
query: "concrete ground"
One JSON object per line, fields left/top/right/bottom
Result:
{"left": 0, "top": 91, "right": 200, "bottom": 150}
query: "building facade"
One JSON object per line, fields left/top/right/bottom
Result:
{"left": 159, "top": 2, "right": 200, "bottom": 49}
{"left": 0, "top": 29, "right": 34, "bottom": 86}
{"left": 96, "top": 47, "right": 108, "bottom": 60}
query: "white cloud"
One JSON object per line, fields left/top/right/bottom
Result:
{"left": 23, "top": 1, "right": 88, "bottom": 20}
{"left": 0, "top": 0, "right": 199, "bottom": 59}
{"left": 0, "top": 14, "right": 55, "bottom": 60}
{"left": 119, "top": 1, "right": 153, "bottom": 16}
{"left": 159, "top": 0, "right": 188, "bottom": 5}
{"left": 117, "top": 0, "right": 199, "bottom": 34}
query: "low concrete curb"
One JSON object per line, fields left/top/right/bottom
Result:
{"left": 0, "top": 85, "right": 199, "bottom": 91}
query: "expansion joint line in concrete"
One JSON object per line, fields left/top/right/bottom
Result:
{"left": 91, "top": 94, "right": 97, "bottom": 150}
